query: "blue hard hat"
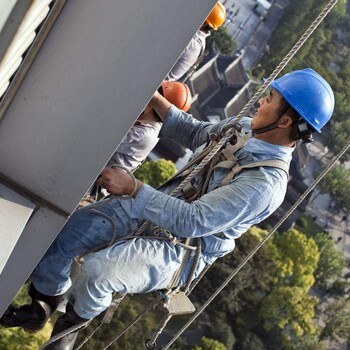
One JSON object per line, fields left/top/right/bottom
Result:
{"left": 270, "top": 68, "right": 335, "bottom": 132}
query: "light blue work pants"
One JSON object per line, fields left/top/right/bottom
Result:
{"left": 30, "top": 198, "right": 195, "bottom": 319}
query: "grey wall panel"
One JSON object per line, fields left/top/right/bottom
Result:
{"left": 0, "top": 207, "right": 67, "bottom": 316}
{"left": 0, "top": 0, "right": 216, "bottom": 214}
{"left": 0, "top": 184, "right": 35, "bottom": 274}
{"left": 0, "top": 0, "right": 216, "bottom": 313}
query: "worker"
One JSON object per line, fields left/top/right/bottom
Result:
{"left": 107, "top": 81, "right": 192, "bottom": 171}
{"left": 166, "top": 2, "right": 226, "bottom": 82}
{"left": 0, "top": 69, "right": 334, "bottom": 350}
{"left": 84, "top": 80, "right": 191, "bottom": 203}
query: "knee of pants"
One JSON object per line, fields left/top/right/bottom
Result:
{"left": 70, "top": 264, "right": 114, "bottom": 319}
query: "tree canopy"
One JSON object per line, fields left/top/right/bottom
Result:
{"left": 192, "top": 336, "right": 227, "bottom": 350}
{"left": 316, "top": 163, "right": 350, "bottom": 213}
{"left": 271, "top": 229, "right": 320, "bottom": 291}
{"left": 312, "top": 233, "right": 345, "bottom": 290}
{"left": 134, "top": 158, "right": 177, "bottom": 188}
{"left": 206, "top": 27, "right": 237, "bottom": 55}
{"left": 319, "top": 297, "right": 350, "bottom": 341}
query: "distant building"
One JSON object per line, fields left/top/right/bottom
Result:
{"left": 187, "top": 49, "right": 255, "bottom": 121}
{"left": 253, "top": 0, "right": 271, "bottom": 17}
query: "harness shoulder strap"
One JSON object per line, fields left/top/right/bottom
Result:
{"left": 219, "top": 158, "right": 289, "bottom": 187}
{"left": 239, "top": 159, "right": 289, "bottom": 173}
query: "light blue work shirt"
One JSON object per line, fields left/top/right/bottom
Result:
{"left": 31, "top": 105, "right": 294, "bottom": 319}
{"left": 133, "top": 105, "right": 294, "bottom": 263}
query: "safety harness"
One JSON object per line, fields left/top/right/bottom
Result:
{"left": 165, "top": 128, "right": 289, "bottom": 292}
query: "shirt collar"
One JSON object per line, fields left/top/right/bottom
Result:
{"left": 244, "top": 136, "right": 295, "bottom": 162}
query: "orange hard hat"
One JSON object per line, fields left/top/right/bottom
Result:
{"left": 205, "top": 2, "right": 226, "bottom": 30}
{"left": 160, "top": 81, "right": 192, "bottom": 112}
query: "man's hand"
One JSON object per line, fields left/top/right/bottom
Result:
{"left": 96, "top": 167, "right": 143, "bottom": 197}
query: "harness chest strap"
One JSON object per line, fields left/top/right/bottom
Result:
{"left": 159, "top": 137, "right": 220, "bottom": 191}
{"left": 169, "top": 133, "right": 289, "bottom": 290}
{"left": 181, "top": 132, "right": 252, "bottom": 199}
{"left": 183, "top": 132, "right": 289, "bottom": 197}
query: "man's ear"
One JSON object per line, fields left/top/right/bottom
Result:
{"left": 277, "top": 115, "right": 293, "bottom": 129}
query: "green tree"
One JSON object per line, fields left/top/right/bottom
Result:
{"left": 317, "top": 163, "right": 350, "bottom": 213}
{"left": 192, "top": 336, "right": 227, "bottom": 350}
{"left": 272, "top": 229, "right": 320, "bottom": 291}
{"left": 319, "top": 297, "right": 350, "bottom": 342}
{"left": 0, "top": 283, "right": 53, "bottom": 350}
{"left": 192, "top": 226, "right": 277, "bottom": 318}
{"left": 206, "top": 27, "right": 237, "bottom": 55}
{"left": 328, "top": 278, "right": 349, "bottom": 296}
{"left": 259, "top": 286, "right": 318, "bottom": 342}
{"left": 289, "top": 332, "right": 324, "bottom": 350}
{"left": 239, "top": 331, "right": 264, "bottom": 350}
{"left": 192, "top": 227, "right": 331, "bottom": 349}
{"left": 206, "top": 316, "right": 235, "bottom": 350}
{"left": 312, "top": 233, "right": 345, "bottom": 290}
{"left": 325, "top": 119, "right": 350, "bottom": 162}
{"left": 134, "top": 158, "right": 177, "bottom": 188}
{"left": 76, "top": 296, "right": 158, "bottom": 350}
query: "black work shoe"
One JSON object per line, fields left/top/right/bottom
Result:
{"left": 0, "top": 284, "right": 63, "bottom": 333}
{"left": 46, "top": 303, "right": 90, "bottom": 350}
{"left": 0, "top": 300, "right": 53, "bottom": 333}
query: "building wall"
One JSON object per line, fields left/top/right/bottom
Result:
{"left": 0, "top": 0, "right": 217, "bottom": 315}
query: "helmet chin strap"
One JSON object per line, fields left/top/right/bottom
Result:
{"left": 252, "top": 104, "right": 289, "bottom": 136}
{"left": 253, "top": 118, "right": 315, "bottom": 143}
{"left": 252, "top": 122, "right": 279, "bottom": 135}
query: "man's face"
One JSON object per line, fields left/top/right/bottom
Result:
{"left": 251, "top": 89, "right": 284, "bottom": 130}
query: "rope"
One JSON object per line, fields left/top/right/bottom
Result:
{"left": 74, "top": 322, "right": 103, "bottom": 350}
{"left": 74, "top": 294, "right": 128, "bottom": 350}
{"left": 39, "top": 321, "right": 91, "bottom": 349}
{"left": 100, "top": 294, "right": 168, "bottom": 350}
{"left": 161, "top": 140, "right": 350, "bottom": 350}
{"left": 235, "top": 0, "right": 339, "bottom": 120}
{"left": 145, "top": 265, "right": 211, "bottom": 348}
